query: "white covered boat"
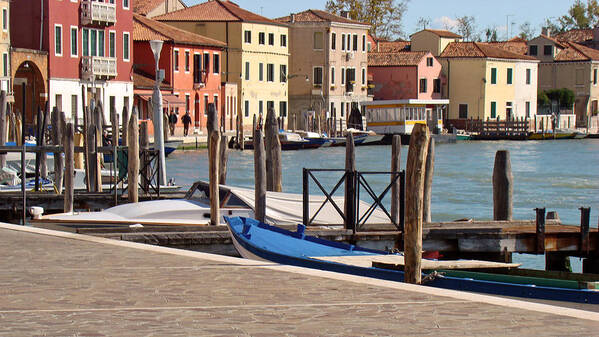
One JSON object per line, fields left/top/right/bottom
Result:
{"left": 35, "top": 181, "right": 390, "bottom": 227}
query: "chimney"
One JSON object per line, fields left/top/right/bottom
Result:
{"left": 340, "top": 11, "right": 349, "bottom": 18}
{"left": 542, "top": 27, "right": 551, "bottom": 37}
{"left": 290, "top": 13, "right": 295, "bottom": 23}
{"left": 594, "top": 25, "right": 599, "bottom": 42}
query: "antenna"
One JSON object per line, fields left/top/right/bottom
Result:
{"left": 506, "top": 14, "right": 514, "bottom": 40}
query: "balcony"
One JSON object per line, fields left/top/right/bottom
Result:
{"left": 81, "top": 56, "right": 117, "bottom": 81}
{"left": 80, "top": 0, "right": 116, "bottom": 26}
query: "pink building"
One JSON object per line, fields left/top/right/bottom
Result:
{"left": 368, "top": 51, "right": 444, "bottom": 100}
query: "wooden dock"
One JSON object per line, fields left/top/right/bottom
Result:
{"left": 1, "top": 222, "right": 598, "bottom": 335}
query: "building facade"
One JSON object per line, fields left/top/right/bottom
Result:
{"left": 439, "top": 42, "right": 539, "bottom": 126}
{"left": 411, "top": 29, "right": 462, "bottom": 57}
{"left": 277, "top": 9, "right": 371, "bottom": 129}
{"left": 0, "top": 0, "right": 9, "bottom": 93}
{"left": 11, "top": 0, "right": 134, "bottom": 124}
{"left": 133, "top": 13, "right": 230, "bottom": 133}
{"left": 155, "top": 0, "right": 288, "bottom": 131}
{"left": 368, "top": 51, "right": 443, "bottom": 101}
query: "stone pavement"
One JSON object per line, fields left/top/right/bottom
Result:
{"left": 0, "top": 222, "right": 598, "bottom": 336}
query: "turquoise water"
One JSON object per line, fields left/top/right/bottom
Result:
{"left": 166, "top": 139, "right": 599, "bottom": 270}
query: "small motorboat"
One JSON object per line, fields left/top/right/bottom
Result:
{"left": 226, "top": 216, "right": 599, "bottom": 304}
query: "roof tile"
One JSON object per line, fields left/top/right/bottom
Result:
{"left": 414, "top": 29, "right": 462, "bottom": 38}
{"left": 555, "top": 41, "right": 599, "bottom": 61}
{"left": 440, "top": 42, "right": 537, "bottom": 60}
{"left": 368, "top": 51, "right": 427, "bottom": 67}
{"left": 155, "top": 0, "right": 280, "bottom": 25}
{"left": 133, "top": 14, "right": 226, "bottom": 47}
{"left": 276, "top": 9, "right": 368, "bottom": 26}
{"left": 555, "top": 29, "right": 593, "bottom": 43}
{"left": 375, "top": 41, "right": 411, "bottom": 52}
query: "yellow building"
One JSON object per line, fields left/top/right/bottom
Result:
{"left": 0, "top": 0, "right": 9, "bottom": 92}
{"left": 155, "top": 0, "right": 289, "bottom": 131}
{"left": 437, "top": 42, "right": 539, "bottom": 127}
{"left": 411, "top": 29, "right": 462, "bottom": 57}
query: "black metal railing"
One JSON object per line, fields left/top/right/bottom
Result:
{"left": 302, "top": 168, "right": 405, "bottom": 232}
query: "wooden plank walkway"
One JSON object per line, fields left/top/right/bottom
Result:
{"left": 1, "top": 222, "right": 598, "bottom": 336}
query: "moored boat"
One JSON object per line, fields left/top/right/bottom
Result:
{"left": 225, "top": 216, "right": 599, "bottom": 304}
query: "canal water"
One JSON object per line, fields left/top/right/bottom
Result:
{"left": 167, "top": 138, "right": 599, "bottom": 271}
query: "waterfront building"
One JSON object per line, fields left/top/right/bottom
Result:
{"left": 11, "top": 0, "right": 133, "bottom": 128}
{"left": 132, "top": 14, "right": 236, "bottom": 134}
{"left": 368, "top": 51, "right": 444, "bottom": 101}
{"left": 276, "top": 9, "right": 372, "bottom": 129}
{"left": 438, "top": 42, "right": 539, "bottom": 128}
{"left": 528, "top": 31, "right": 599, "bottom": 129}
{"left": 0, "top": 0, "right": 9, "bottom": 93}
{"left": 133, "top": 0, "right": 186, "bottom": 18}
{"left": 155, "top": 0, "right": 288, "bottom": 131}
{"left": 410, "top": 29, "right": 463, "bottom": 57}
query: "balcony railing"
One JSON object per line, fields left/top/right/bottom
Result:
{"left": 81, "top": 56, "right": 117, "bottom": 80}
{"left": 81, "top": 0, "right": 117, "bottom": 26}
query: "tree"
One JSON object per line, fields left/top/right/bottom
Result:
{"left": 455, "top": 16, "right": 478, "bottom": 42}
{"left": 484, "top": 27, "right": 498, "bottom": 42}
{"left": 545, "top": 0, "right": 599, "bottom": 33}
{"left": 416, "top": 17, "right": 431, "bottom": 30}
{"left": 325, "top": 0, "right": 409, "bottom": 40}
{"left": 518, "top": 22, "right": 534, "bottom": 40}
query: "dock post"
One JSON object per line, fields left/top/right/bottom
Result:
{"left": 344, "top": 132, "right": 356, "bottom": 231}
{"left": 423, "top": 140, "right": 435, "bottom": 223}
{"left": 580, "top": 207, "right": 591, "bottom": 255}
{"left": 254, "top": 121, "right": 266, "bottom": 223}
{"left": 207, "top": 103, "right": 220, "bottom": 226}
{"left": 493, "top": 150, "right": 513, "bottom": 221}
{"left": 265, "top": 107, "right": 282, "bottom": 192}
{"left": 390, "top": 135, "right": 401, "bottom": 226}
{"left": 0, "top": 91, "right": 6, "bottom": 168}
{"left": 219, "top": 135, "right": 228, "bottom": 185}
{"left": 52, "top": 107, "right": 65, "bottom": 193}
{"left": 121, "top": 106, "right": 129, "bottom": 147}
{"left": 94, "top": 105, "right": 103, "bottom": 192}
{"left": 127, "top": 112, "right": 139, "bottom": 203}
{"left": 83, "top": 106, "right": 91, "bottom": 190}
{"left": 87, "top": 123, "right": 98, "bottom": 192}
{"left": 110, "top": 106, "right": 119, "bottom": 204}
{"left": 239, "top": 112, "right": 244, "bottom": 151}
{"left": 209, "top": 131, "right": 220, "bottom": 226}
{"left": 404, "top": 124, "right": 430, "bottom": 284}
{"left": 535, "top": 207, "right": 545, "bottom": 254}
{"left": 139, "top": 119, "right": 150, "bottom": 193}
{"left": 64, "top": 123, "right": 74, "bottom": 213}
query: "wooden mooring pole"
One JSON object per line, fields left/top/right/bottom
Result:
{"left": 0, "top": 90, "right": 6, "bottom": 168}
{"left": 64, "top": 123, "right": 74, "bottom": 213}
{"left": 254, "top": 115, "right": 266, "bottom": 222}
{"left": 52, "top": 107, "right": 65, "bottom": 193}
{"left": 139, "top": 119, "right": 150, "bottom": 192}
{"left": 265, "top": 107, "right": 282, "bottom": 192}
{"left": 493, "top": 150, "right": 513, "bottom": 221}
{"left": 423, "top": 140, "right": 435, "bottom": 223}
{"left": 207, "top": 103, "right": 220, "bottom": 226}
{"left": 127, "top": 113, "right": 139, "bottom": 203}
{"left": 219, "top": 135, "right": 228, "bottom": 185}
{"left": 404, "top": 124, "right": 430, "bottom": 284}
{"left": 390, "top": 135, "right": 401, "bottom": 227}
{"left": 344, "top": 133, "right": 356, "bottom": 230}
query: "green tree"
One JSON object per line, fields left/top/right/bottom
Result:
{"left": 484, "top": 27, "right": 498, "bottom": 42}
{"left": 546, "top": 0, "right": 599, "bottom": 33}
{"left": 416, "top": 16, "right": 431, "bottom": 30}
{"left": 325, "top": 0, "right": 409, "bottom": 39}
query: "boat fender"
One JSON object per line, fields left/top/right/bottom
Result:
{"left": 296, "top": 224, "right": 306, "bottom": 239}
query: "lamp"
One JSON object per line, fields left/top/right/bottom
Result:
{"left": 149, "top": 40, "right": 167, "bottom": 185}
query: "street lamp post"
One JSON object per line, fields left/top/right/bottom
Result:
{"left": 150, "top": 40, "right": 167, "bottom": 186}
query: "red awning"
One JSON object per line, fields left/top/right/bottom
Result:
{"left": 134, "top": 93, "right": 186, "bottom": 107}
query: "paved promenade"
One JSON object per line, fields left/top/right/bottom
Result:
{"left": 0, "top": 222, "right": 598, "bottom": 336}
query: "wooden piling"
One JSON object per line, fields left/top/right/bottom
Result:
{"left": 64, "top": 123, "right": 74, "bottom": 213}
{"left": 580, "top": 207, "right": 591, "bottom": 255}
{"left": 404, "top": 124, "right": 430, "bottom": 284}
{"left": 94, "top": 105, "right": 103, "bottom": 192}
{"left": 110, "top": 106, "right": 118, "bottom": 149}
{"left": 265, "top": 108, "right": 282, "bottom": 192}
{"left": 40, "top": 104, "right": 49, "bottom": 179}
{"left": 493, "top": 150, "right": 513, "bottom": 221}
{"left": 121, "top": 106, "right": 129, "bottom": 147}
{"left": 423, "top": 140, "right": 435, "bottom": 223}
{"left": 209, "top": 130, "right": 220, "bottom": 226}
{"left": 52, "top": 107, "right": 65, "bottom": 193}
{"left": 219, "top": 135, "right": 228, "bottom": 185}
{"left": 344, "top": 132, "right": 356, "bottom": 230}
{"left": 83, "top": 106, "right": 91, "bottom": 190}
{"left": 535, "top": 207, "right": 545, "bottom": 254}
{"left": 207, "top": 103, "right": 220, "bottom": 226}
{"left": 0, "top": 90, "right": 6, "bottom": 168}
{"left": 239, "top": 112, "right": 245, "bottom": 151}
{"left": 87, "top": 123, "right": 98, "bottom": 192}
{"left": 139, "top": 119, "right": 150, "bottom": 192}
{"left": 391, "top": 135, "right": 401, "bottom": 226}
{"left": 128, "top": 113, "right": 139, "bottom": 203}
{"left": 253, "top": 124, "right": 266, "bottom": 222}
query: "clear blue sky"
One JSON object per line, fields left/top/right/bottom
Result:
{"left": 184, "top": 0, "right": 575, "bottom": 39}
